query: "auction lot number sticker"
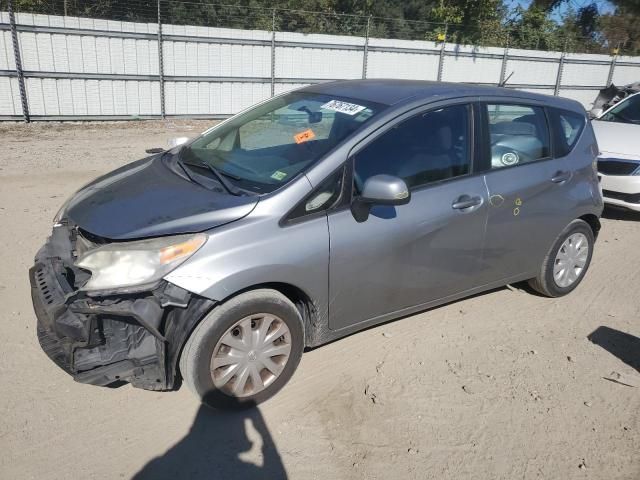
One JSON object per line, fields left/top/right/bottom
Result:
{"left": 321, "top": 100, "right": 366, "bottom": 116}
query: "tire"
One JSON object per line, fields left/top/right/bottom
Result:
{"left": 179, "top": 289, "right": 304, "bottom": 410}
{"left": 528, "top": 219, "right": 595, "bottom": 297}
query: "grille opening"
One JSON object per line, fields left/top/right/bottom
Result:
{"left": 602, "top": 190, "right": 640, "bottom": 204}
{"left": 598, "top": 160, "right": 640, "bottom": 176}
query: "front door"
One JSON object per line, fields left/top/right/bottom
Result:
{"left": 328, "top": 103, "right": 489, "bottom": 331}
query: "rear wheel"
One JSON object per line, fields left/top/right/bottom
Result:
{"left": 179, "top": 289, "right": 304, "bottom": 409}
{"left": 528, "top": 219, "right": 594, "bottom": 297}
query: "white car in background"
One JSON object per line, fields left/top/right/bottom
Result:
{"left": 591, "top": 92, "right": 640, "bottom": 212}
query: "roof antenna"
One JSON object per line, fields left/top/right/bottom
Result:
{"left": 499, "top": 71, "right": 514, "bottom": 88}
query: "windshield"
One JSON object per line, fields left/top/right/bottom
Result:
{"left": 599, "top": 94, "right": 640, "bottom": 125}
{"left": 181, "top": 91, "right": 384, "bottom": 194}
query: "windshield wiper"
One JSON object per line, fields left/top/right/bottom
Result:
{"left": 175, "top": 156, "right": 197, "bottom": 184}
{"left": 172, "top": 147, "right": 243, "bottom": 196}
{"left": 197, "top": 161, "right": 243, "bottom": 196}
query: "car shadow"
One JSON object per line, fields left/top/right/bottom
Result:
{"left": 133, "top": 404, "right": 287, "bottom": 480}
{"left": 588, "top": 326, "right": 640, "bottom": 374}
{"left": 601, "top": 206, "right": 640, "bottom": 221}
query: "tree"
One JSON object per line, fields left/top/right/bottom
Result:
{"left": 506, "top": 5, "right": 564, "bottom": 51}
{"left": 7, "top": 0, "right": 640, "bottom": 54}
{"left": 600, "top": 12, "right": 640, "bottom": 54}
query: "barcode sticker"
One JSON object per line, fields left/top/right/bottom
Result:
{"left": 321, "top": 100, "right": 366, "bottom": 116}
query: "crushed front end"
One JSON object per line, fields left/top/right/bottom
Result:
{"left": 29, "top": 223, "right": 214, "bottom": 390}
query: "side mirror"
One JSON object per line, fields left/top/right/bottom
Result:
{"left": 168, "top": 136, "right": 190, "bottom": 148}
{"left": 361, "top": 174, "right": 410, "bottom": 205}
{"left": 351, "top": 174, "right": 410, "bottom": 222}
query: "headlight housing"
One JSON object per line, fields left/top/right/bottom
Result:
{"left": 76, "top": 233, "right": 206, "bottom": 292}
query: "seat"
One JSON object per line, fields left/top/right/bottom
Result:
{"left": 398, "top": 125, "right": 455, "bottom": 186}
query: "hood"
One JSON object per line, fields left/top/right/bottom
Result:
{"left": 592, "top": 120, "right": 640, "bottom": 159}
{"left": 64, "top": 156, "right": 258, "bottom": 240}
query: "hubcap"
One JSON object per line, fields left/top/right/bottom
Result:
{"left": 210, "top": 314, "right": 292, "bottom": 398}
{"left": 553, "top": 232, "right": 589, "bottom": 288}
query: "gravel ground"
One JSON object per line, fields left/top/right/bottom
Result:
{"left": 0, "top": 121, "right": 638, "bottom": 480}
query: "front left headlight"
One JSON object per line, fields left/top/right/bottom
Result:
{"left": 76, "top": 233, "right": 207, "bottom": 292}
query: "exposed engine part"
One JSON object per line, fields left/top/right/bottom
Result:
{"left": 590, "top": 82, "right": 640, "bottom": 118}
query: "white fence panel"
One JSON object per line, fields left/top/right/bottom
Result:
{"left": 276, "top": 46, "right": 362, "bottom": 79}
{"left": 2, "top": 12, "right": 640, "bottom": 119}
{"left": 0, "top": 77, "right": 21, "bottom": 115}
{"left": 563, "top": 53, "right": 611, "bottom": 87}
{"left": 366, "top": 51, "right": 439, "bottom": 80}
{"left": 611, "top": 57, "right": 640, "bottom": 85}
{"left": 0, "top": 30, "right": 15, "bottom": 69}
{"left": 444, "top": 45, "right": 503, "bottom": 84}
{"left": 164, "top": 81, "right": 270, "bottom": 115}
{"left": 558, "top": 88, "right": 603, "bottom": 107}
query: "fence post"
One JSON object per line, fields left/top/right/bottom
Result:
{"left": 157, "top": 0, "right": 165, "bottom": 119}
{"left": 361, "top": 15, "right": 371, "bottom": 79}
{"left": 499, "top": 34, "right": 509, "bottom": 86}
{"left": 437, "top": 23, "right": 447, "bottom": 82}
{"left": 8, "top": 0, "right": 30, "bottom": 122}
{"left": 270, "top": 8, "right": 276, "bottom": 97}
{"left": 606, "top": 43, "right": 619, "bottom": 87}
{"left": 554, "top": 39, "right": 567, "bottom": 96}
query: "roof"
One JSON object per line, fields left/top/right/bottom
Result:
{"left": 304, "top": 79, "right": 584, "bottom": 112}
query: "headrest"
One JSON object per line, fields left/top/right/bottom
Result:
{"left": 435, "top": 126, "right": 452, "bottom": 150}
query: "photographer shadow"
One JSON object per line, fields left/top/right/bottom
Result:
{"left": 588, "top": 326, "right": 640, "bottom": 374}
{"left": 133, "top": 404, "right": 287, "bottom": 480}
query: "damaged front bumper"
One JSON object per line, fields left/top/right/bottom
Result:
{"left": 29, "top": 225, "right": 214, "bottom": 391}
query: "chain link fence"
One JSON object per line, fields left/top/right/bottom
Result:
{"left": 1, "top": 0, "right": 639, "bottom": 121}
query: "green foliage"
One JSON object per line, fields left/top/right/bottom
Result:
{"left": 5, "top": 0, "right": 640, "bottom": 54}
{"left": 505, "top": 6, "right": 564, "bottom": 51}
{"left": 600, "top": 12, "right": 640, "bottom": 54}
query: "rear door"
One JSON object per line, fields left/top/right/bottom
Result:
{"left": 327, "top": 101, "right": 489, "bottom": 331}
{"left": 478, "top": 100, "right": 569, "bottom": 283}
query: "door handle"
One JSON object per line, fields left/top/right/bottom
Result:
{"left": 452, "top": 195, "right": 482, "bottom": 210}
{"left": 551, "top": 171, "right": 571, "bottom": 183}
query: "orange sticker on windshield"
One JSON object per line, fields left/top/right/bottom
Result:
{"left": 294, "top": 129, "right": 316, "bottom": 144}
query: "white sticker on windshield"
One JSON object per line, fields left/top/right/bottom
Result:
{"left": 321, "top": 100, "right": 366, "bottom": 116}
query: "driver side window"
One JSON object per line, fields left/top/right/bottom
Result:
{"left": 486, "top": 104, "right": 550, "bottom": 169}
{"left": 353, "top": 104, "right": 471, "bottom": 192}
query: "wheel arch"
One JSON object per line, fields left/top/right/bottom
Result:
{"left": 579, "top": 213, "right": 601, "bottom": 239}
{"left": 221, "top": 282, "right": 319, "bottom": 345}
{"left": 172, "top": 281, "right": 320, "bottom": 386}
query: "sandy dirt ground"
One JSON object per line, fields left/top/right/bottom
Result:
{"left": 0, "top": 121, "right": 638, "bottom": 480}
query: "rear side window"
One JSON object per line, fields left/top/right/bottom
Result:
{"left": 548, "top": 108, "right": 586, "bottom": 157}
{"left": 485, "top": 104, "right": 551, "bottom": 169}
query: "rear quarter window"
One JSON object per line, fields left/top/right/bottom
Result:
{"left": 548, "top": 108, "right": 586, "bottom": 157}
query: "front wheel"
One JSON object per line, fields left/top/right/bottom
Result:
{"left": 179, "top": 289, "right": 304, "bottom": 410}
{"left": 528, "top": 219, "right": 595, "bottom": 297}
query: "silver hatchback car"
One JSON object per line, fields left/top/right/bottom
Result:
{"left": 30, "top": 80, "right": 603, "bottom": 409}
